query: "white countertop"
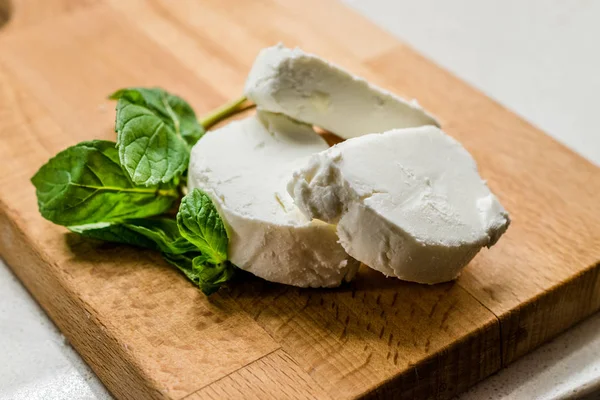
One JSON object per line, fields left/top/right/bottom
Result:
{"left": 1, "top": 1, "right": 599, "bottom": 399}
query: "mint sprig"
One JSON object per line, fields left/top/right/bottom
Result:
{"left": 31, "top": 87, "right": 249, "bottom": 295}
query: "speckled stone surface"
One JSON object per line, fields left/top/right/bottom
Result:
{"left": 2, "top": 1, "right": 600, "bottom": 399}
{"left": 459, "top": 312, "right": 600, "bottom": 399}
{"left": 0, "top": 262, "right": 112, "bottom": 400}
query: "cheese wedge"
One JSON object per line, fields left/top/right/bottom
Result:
{"left": 245, "top": 44, "right": 439, "bottom": 139}
{"left": 188, "top": 111, "right": 359, "bottom": 287}
{"left": 288, "top": 126, "right": 510, "bottom": 284}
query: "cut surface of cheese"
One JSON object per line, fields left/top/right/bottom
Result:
{"left": 288, "top": 126, "right": 510, "bottom": 284}
{"left": 188, "top": 111, "right": 359, "bottom": 287}
{"left": 244, "top": 44, "right": 439, "bottom": 139}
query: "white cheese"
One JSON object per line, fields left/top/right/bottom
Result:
{"left": 188, "top": 111, "right": 359, "bottom": 288}
{"left": 288, "top": 126, "right": 510, "bottom": 284}
{"left": 245, "top": 44, "right": 439, "bottom": 139}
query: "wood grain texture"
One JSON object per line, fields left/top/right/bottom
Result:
{"left": 0, "top": 0, "right": 101, "bottom": 30}
{"left": 225, "top": 272, "right": 500, "bottom": 399}
{"left": 0, "top": 0, "right": 598, "bottom": 399}
{"left": 188, "top": 350, "right": 331, "bottom": 400}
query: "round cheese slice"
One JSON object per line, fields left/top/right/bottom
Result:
{"left": 245, "top": 44, "right": 439, "bottom": 140}
{"left": 288, "top": 126, "right": 510, "bottom": 284}
{"left": 188, "top": 111, "right": 359, "bottom": 287}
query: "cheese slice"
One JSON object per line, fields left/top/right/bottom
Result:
{"left": 288, "top": 126, "right": 510, "bottom": 284}
{"left": 245, "top": 44, "right": 439, "bottom": 139}
{"left": 188, "top": 111, "right": 359, "bottom": 288}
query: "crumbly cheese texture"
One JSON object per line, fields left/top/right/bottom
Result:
{"left": 244, "top": 44, "right": 439, "bottom": 140}
{"left": 188, "top": 111, "right": 359, "bottom": 288}
{"left": 288, "top": 126, "right": 510, "bottom": 284}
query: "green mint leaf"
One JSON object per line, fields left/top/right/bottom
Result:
{"left": 192, "top": 258, "right": 235, "bottom": 295}
{"left": 112, "top": 96, "right": 190, "bottom": 186}
{"left": 162, "top": 252, "right": 202, "bottom": 285}
{"left": 31, "top": 140, "right": 177, "bottom": 226}
{"left": 125, "top": 219, "right": 197, "bottom": 254}
{"left": 111, "top": 87, "right": 204, "bottom": 145}
{"left": 70, "top": 222, "right": 158, "bottom": 249}
{"left": 176, "top": 189, "right": 228, "bottom": 264}
{"left": 162, "top": 252, "right": 235, "bottom": 295}
{"left": 70, "top": 218, "right": 197, "bottom": 255}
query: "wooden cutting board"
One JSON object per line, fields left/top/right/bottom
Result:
{"left": 1, "top": 0, "right": 599, "bottom": 399}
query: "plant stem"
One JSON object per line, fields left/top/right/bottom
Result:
{"left": 200, "top": 95, "right": 249, "bottom": 129}
{"left": 157, "top": 187, "right": 180, "bottom": 198}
